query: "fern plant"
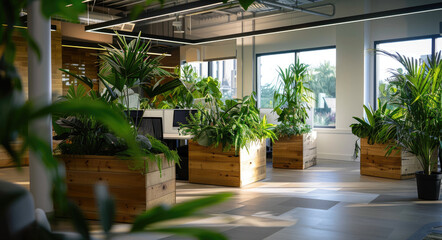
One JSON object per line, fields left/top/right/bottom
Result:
{"left": 273, "top": 57, "right": 314, "bottom": 137}
{"left": 154, "top": 64, "right": 222, "bottom": 109}
{"left": 180, "top": 95, "right": 276, "bottom": 154}
{"left": 350, "top": 99, "right": 402, "bottom": 157}
{"left": 351, "top": 99, "right": 401, "bottom": 144}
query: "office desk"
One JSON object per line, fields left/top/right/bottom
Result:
{"left": 162, "top": 133, "right": 192, "bottom": 181}
{"left": 163, "top": 133, "right": 193, "bottom": 140}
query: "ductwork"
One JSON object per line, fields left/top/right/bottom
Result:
{"left": 78, "top": 11, "right": 120, "bottom": 25}
{"left": 258, "top": 0, "right": 335, "bottom": 17}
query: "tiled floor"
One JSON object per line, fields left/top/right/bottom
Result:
{"left": 1, "top": 159, "right": 442, "bottom": 240}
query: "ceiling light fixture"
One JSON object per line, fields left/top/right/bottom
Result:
{"left": 172, "top": 16, "right": 184, "bottom": 34}
{"left": 85, "top": 0, "right": 225, "bottom": 32}
{"left": 62, "top": 44, "right": 172, "bottom": 56}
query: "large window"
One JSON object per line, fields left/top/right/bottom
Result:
{"left": 185, "top": 59, "right": 237, "bottom": 100}
{"left": 210, "top": 59, "right": 237, "bottom": 101}
{"left": 257, "top": 47, "right": 336, "bottom": 128}
{"left": 187, "top": 62, "right": 208, "bottom": 78}
{"left": 375, "top": 36, "right": 442, "bottom": 104}
{"left": 257, "top": 52, "right": 295, "bottom": 109}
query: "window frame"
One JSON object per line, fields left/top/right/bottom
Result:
{"left": 182, "top": 58, "right": 238, "bottom": 100}
{"left": 255, "top": 45, "right": 337, "bottom": 129}
{"left": 373, "top": 34, "right": 440, "bottom": 105}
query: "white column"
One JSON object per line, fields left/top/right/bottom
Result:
{"left": 28, "top": 0, "right": 53, "bottom": 212}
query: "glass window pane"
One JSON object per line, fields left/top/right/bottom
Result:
{"left": 376, "top": 39, "right": 432, "bottom": 104}
{"left": 209, "top": 59, "right": 237, "bottom": 100}
{"left": 436, "top": 37, "right": 442, "bottom": 54}
{"left": 257, "top": 52, "right": 295, "bottom": 108}
{"left": 186, "top": 61, "right": 208, "bottom": 78}
{"left": 299, "top": 48, "right": 336, "bottom": 128}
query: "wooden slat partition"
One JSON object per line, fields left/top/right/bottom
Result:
{"left": 58, "top": 154, "right": 175, "bottom": 222}
{"left": 0, "top": 140, "right": 60, "bottom": 168}
{"left": 188, "top": 140, "right": 266, "bottom": 187}
{"left": 360, "top": 138, "right": 421, "bottom": 179}
{"left": 273, "top": 132, "right": 317, "bottom": 169}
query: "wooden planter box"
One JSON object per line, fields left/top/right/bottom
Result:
{"left": 57, "top": 154, "right": 175, "bottom": 223}
{"left": 360, "top": 138, "right": 421, "bottom": 179}
{"left": 273, "top": 132, "right": 317, "bottom": 169}
{"left": 188, "top": 140, "right": 266, "bottom": 187}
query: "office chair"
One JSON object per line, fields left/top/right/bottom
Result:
{"left": 138, "top": 117, "right": 163, "bottom": 141}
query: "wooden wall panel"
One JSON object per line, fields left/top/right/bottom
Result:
{"left": 61, "top": 46, "right": 99, "bottom": 95}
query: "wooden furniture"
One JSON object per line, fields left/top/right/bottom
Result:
{"left": 273, "top": 132, "right": 317, "bottom": 169}
{"left": 188, "top": 140, "right": 266, "bottom": 187}
{"left": 57, "top": 154, "right": 175, "bottom": 222}
{"left": 360, "top": 138, "right": 421, "bottom": 179}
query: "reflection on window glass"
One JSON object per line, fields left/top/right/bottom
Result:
{"left": 183, "top": 60, "right": 237, "bottom": 100}
{"left": 187, "top": 62, "right": 208, "bottom": 78}
{"left": 210, "top": 59, "right": 237, "bottom": 101}
{"left": 299, "top": 49, "right": 336, "bottom": 128}
{"left": 257, "top": 52, "right": 295, "bottom": 108}
{"left": 376, "top": 39, "right": 432, "bottom": 105}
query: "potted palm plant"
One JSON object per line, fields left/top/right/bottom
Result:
{"left": 350, "top": 99, "right": 421, "bottom": 179}
{"left": 379, "top": 50, "right": 442, "bottom": 200}
{"left": 272, "top": 58, "right": 317, "bottom": 169}
{"left": 54, "top": 84, "right": 180, "bottom": 222}
{"left": 180, "top": 95, "right": 276, "bottom": 187}
{"left": 55, "top": 34, "right": 184, "bottom": 222}
{"left": 62, "top": 32, "right": 181, "bottom": 126}
{"left": 0, "top": 0, "right": 255, "bottom": 239}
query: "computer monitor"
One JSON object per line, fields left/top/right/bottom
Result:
{"left": 172, "top": 110, "right": 198, "bottom": 127}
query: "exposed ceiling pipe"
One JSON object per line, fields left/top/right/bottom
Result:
{"left": 78, "top": 11, "right": 118, "bottom": 24}
{"left": 188, "top": 3, "right": 334, "bottom": 30}
{"left": 185, "top": 3, "right": 238, "bottom": 16}
{"left": 259, "top": 1, "right": 335, "bottom": 17}
{"left": 136, "top": 3, "right": 238, "bottom": 26}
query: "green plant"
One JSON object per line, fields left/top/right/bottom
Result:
{"left": 378, "top": 50, "right": 442, "bottom": 175}
{"left": 1, "top": 0, "right": 256, "bottom": 239}
{"left": 309, "top": 61, "right": 336, "bottom": 103}
{"left": 154, "top": 64, "right": 222, "bottom": 109}
{"left": 98, "top": 33, "right": 172, "bottom": 111}
{"left": 54, "top": 84, "right": 180, "bottom": 174}
{"left": 259, "top": 83, "right": 276, "bottom": 108}
{"left": 180, "top": 95, "right": 276, "bottom": 154}
{"left": 351, "top": 99, "right": 401, "bottom": 144}
{"left": 61, "top": 33, "right": 183, "bottom": 130}
{"left": 350, "top": 99, "right": 402, "bottom": 157}
{"left": 272, "top": 57, "right": 314, "bottom": 137}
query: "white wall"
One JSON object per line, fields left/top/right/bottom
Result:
{"left": 180, "top": 0, "right": 442, "bottom": 161}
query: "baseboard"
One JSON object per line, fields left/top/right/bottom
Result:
{"left": 317, "top": 153, "right": 357, "bottom": 161}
